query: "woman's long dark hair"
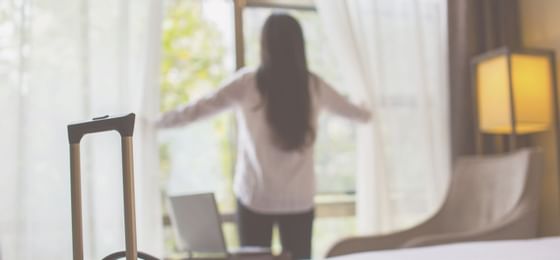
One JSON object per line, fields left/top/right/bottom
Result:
{"left": 256, "top": 13, "right": 314, "bottom": 151}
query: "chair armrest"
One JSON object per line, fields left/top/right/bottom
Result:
{"left": 326, "top": 216, "right": 439, "bottom": 257}
{"left": 402, "top": 201, "right": 538, "bottom": 248}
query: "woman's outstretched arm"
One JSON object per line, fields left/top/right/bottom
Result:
{"left": 156, "top": 70, "right": 250, "bottom": 128}
{"left": 317, "top": 75, "right": 371, "bottom": 122}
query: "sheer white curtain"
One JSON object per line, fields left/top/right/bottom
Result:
{"left": 0, "top": 0, "right": 163, "bottom": 259}
{"left": 317, "top": 0, "right": 450, "bottom": 234}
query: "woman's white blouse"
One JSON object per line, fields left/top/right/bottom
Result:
{"left": 157, "top": 68, "right": 370, "bottom": 214}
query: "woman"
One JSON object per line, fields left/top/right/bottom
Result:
{"left": 157, "top": 13, "right": 370, "bottom": 259}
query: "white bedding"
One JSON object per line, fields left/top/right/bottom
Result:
{"left": 331, "top": 237, "right": 560, "bottom": 260}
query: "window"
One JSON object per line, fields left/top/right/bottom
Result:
{"left": 159, "top": 0, "right": 357, "bottom": 257}
{"left": 158, "top": 0, "right": 237, "bottom": 253}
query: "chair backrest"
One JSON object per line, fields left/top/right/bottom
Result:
{"left": 437, "top": 149, "right": 539, "bottom": 233}
{"left": 167, "top": 193, "right": 228, "bottom": 255}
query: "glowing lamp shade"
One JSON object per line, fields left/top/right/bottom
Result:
{"left": 475, "top": 49, "right": 554, "bottom": 135}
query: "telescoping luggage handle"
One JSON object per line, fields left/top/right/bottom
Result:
{"left": 67, "top": 113, "right": 158, "bottom": 260}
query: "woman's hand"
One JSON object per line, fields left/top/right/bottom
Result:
{"left": 360, "top": 102, "right": 373, "bottom": 122}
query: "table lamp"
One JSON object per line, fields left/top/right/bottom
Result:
{"left": 472, "top": 47, "right": 558, "bottom": 152}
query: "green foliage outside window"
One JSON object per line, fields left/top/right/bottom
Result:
{"left": 159, "top": 0, "right": 234, "bottom": 189}
{"left": 160, "top": 0, "right": 227, "bottom": 112}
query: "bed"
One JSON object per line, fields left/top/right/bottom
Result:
{"left": 330, "top": 237, "right": 560, "bottom": 260}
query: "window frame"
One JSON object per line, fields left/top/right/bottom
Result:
{"left": 159, "top": 0, "right": 356, "bottom": 228}
{"left": 160, "top": 2, "right": 356, "bottom": 257}
{"left": 233, "top": 0, "right": 315, "bottom": 69}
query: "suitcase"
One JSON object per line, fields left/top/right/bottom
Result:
{"left": 68, "top": 113, "right": 158, "bottom": 260}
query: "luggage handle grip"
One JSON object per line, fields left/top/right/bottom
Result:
{"left": 68, "top": 113, "right": 135, "bottom": 144}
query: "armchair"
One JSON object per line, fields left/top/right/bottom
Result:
{"left": 327, "top": 149, "right": 543, "bottom": 257}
